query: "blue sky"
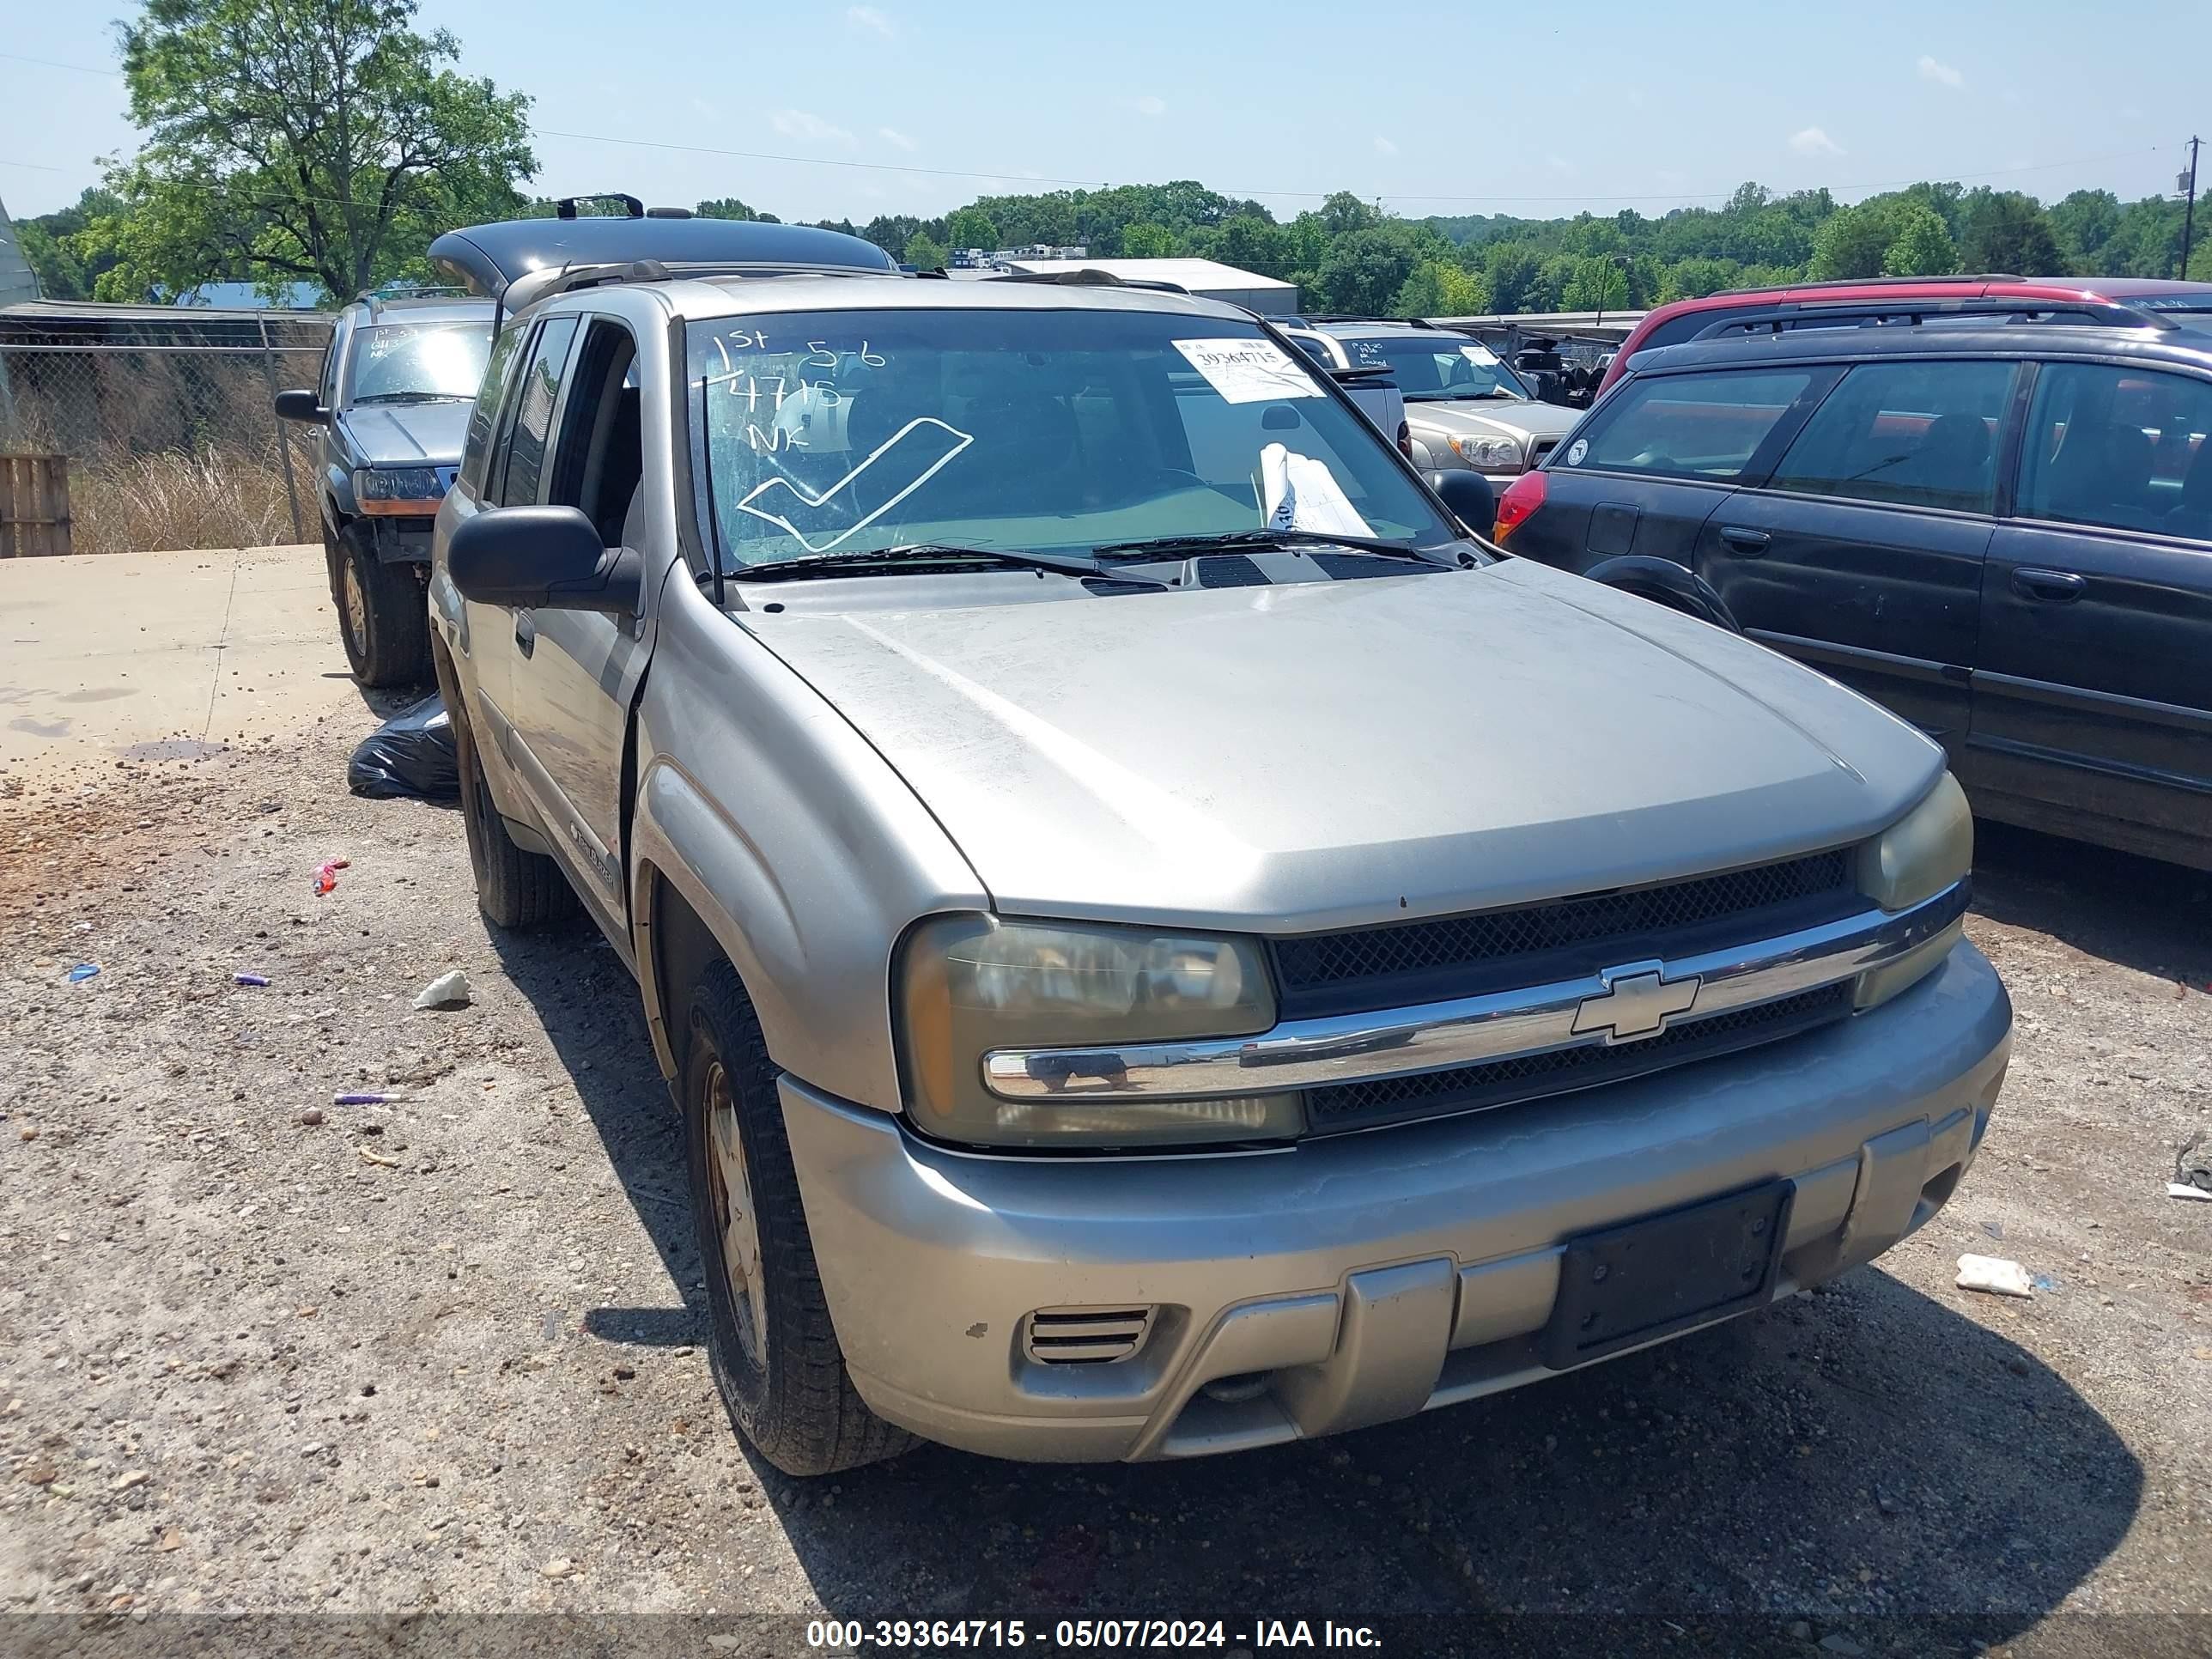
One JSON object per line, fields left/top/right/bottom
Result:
{"left": 3, "top": 0, "right": 2207, "bottom": 226}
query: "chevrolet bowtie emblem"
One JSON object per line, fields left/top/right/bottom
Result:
{"left": 1572, "top": 962, "right": 1701, "bottom": 1043}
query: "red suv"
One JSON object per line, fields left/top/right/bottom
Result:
{"left": 1596, "top": 275, "right": 2212, "bottom": 398}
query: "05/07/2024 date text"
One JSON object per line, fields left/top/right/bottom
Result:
{"left": 805, "top": 1620, "right": 1384, "bottom": 1650}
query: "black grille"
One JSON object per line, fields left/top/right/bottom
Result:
{"left": 1194, "top": 554, "right": 1270, "bottom": 587}
{"left": 1272, "top": 848, "right": 1856, "bottom": 1017}
{"left": 1306, "top": 982, "right": 1854, "bottom": 1135}
{"left": 1310, "top": 553, "right": 1413, "bottom": 580}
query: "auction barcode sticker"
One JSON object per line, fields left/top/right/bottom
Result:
{"left": 1173, "top": 337, "right": 1323, "bottom": 404}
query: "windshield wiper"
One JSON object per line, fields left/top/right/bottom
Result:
{"left": 1092, "top": 529, "right": 1461, "bottom": 568}
{"left": 1405, "top": 389, "right": 1518, "bottom": 403}
{"left": 352, "top": 392, "right": 465, "bottom": 405}
{"left": 729, "top": 544, "right": 1170, "bottom": 588}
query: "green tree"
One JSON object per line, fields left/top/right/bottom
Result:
{"left": 1881, "top": 205, "right": 1958, "bottom": 276}
{"left": 1483, "top": 243, "right": 1545, "bottom": 313}
{"left": 1808, "top": 202, "right": 1900, "bottom": 280}
{"left": 2048, "top": 189, "right": 2120, "bottom": 273}
{"left": 1313, "top": 226, "right": 1423, "bottom": 315}
{"left": 696, "top": 197, "right": 780, "bottom": 224}
{"left": 902, "top": 232, "right": 947, "bottom": 269}
{"left": 1659, "top": 258, "right": 1742, "bottom": 301}
{"left": 1390, "top": 259, "right": 1490, "bottom": 319}
{"left": 1318, "top": 191, "right": 1380, "bottom": 237}
{"left": 100, "top": 0, "right": 534, "bottom": 301}
{"left": 1559, "top": 255, "right": 1628, "bottom": 313}
{"left": 1119, "top": 222, "right": 1180, "bottom": 258}
{"left": 16, "top": 188, "right": 128, "bottom": 299}
{"left": 1215, "top": 214, "right": 1291, "bottom": 278}
{"left": 1959, "top": 191, "right": 2065, "bottom": 276}
{"left": 945, "top": 207, "right": 999, "bottom": 252}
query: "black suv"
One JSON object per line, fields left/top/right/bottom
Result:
{"left": 276, "top": 292, "right": 496, "bottom": 685}
{"left": 1496, "top": 307, "right": 2212, "bottom": 872}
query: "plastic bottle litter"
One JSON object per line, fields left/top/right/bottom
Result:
{"left": 234, "top": 973, "right": 271, "bottom": 988}
{"left": 1955, "top": 1254, "right": 2035, "bottom": 1297}
{"left": 413, "top": 969, "right": 471, "bottom": 1011}
{"left": 313, "top": 858, "right": 350, "bottom": 896}
{"left": 65, "top": 963, "right": 100, "bottom": 984}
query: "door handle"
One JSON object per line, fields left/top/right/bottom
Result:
{"left": 2010, "top": 568, "right": 2085, "bottom": 605}
{"left": 514, "top": 611, "right": 537, "bottom": 658}
{"left": 1717, "top": 526, "right": 1771, "bottom": 554}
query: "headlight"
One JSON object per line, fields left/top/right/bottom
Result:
{"left": 1855, "top": 773, "right": 1972, "bottom": 1009}
{"left": 896, "top": 914, "right": 1302, "bottom": 1149}
{"left": 1449, "top": 434, "right": 1523, "bottom": 470}
{"left": 354, "top": 465, "right": 446, "bottom": 515}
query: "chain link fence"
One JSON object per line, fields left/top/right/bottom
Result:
{"left": 0, "top": 309, "right": 332, "bottom": 556}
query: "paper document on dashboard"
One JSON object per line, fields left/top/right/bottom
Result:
{"left": 1260, "top": 442, "right": 1375, "bottom": 537}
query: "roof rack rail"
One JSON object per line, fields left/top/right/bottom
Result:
{"left": 1712, "top": 272, "right": 2027, "bottom": 299}
{"left": 1310, "top": 314, "right": 1438, "bottom": 328}
{"left": 1689, "top": 295, "right": 2171, "bottom": 342}
{"left": 994, "top": 268, "right": 1191, "bottom": 295}
{"left": 555, "top": 193, "right": 646, "bottom": 221}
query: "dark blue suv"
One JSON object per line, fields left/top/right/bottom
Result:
{"left": 1496, "top": 309, "right": 2212, "bottom": 872}
{"left": 276, "top": 292, "right": 495, "bottom": 685}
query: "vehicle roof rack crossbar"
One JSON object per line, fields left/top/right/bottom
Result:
{"left": 1713, "top": 273, "right": 2027, "bottom": 298}
{"left": 1688, "top": 295, "right": 2170, "bottom": 341}
{"left": 995, "top": 269, "right": 1191, "bottom": 295}
{"left": 556, "top": 194, "right": 647, "bottom": 221}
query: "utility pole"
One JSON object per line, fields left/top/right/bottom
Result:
{"left": 2181, "top": 136, "right": 2202, "bottom": 281}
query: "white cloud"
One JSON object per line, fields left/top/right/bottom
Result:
{"left": 1373, "top": 136, "right": 1398, "bottom": 156}
{"left": 846, "top": 4, "right": 894, "bottom": 37}
{"left": 1789, "top": 125, "right": 1844, "bottom": 156}
{"left": 1917, "top": 55, "right": 1964, "bottom": 88}
{"left": 771, "top": 109, "right": 856, "bottom": 149}
{"left": 878, "top": 126, "right": 916, "bottom": 152}
{"left": 1135, "top": 94, "right": 1167, "bottom": 118}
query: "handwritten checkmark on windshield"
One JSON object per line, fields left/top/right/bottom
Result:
{"left": 734, "top": 416, "right": 975, "bottom": 553}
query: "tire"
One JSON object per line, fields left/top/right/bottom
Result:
{"left": 682, "top": 961, "right": 912, "bottom": 1476}
{"left": 436, "top": 648, "right": 572, "bottom": 930}
{"left": 336, "top": 520, "right": 432, "bottom": 688}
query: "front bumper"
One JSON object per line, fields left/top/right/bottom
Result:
{"left": 782, "top": 943, "right": 2010, "bottom": 1463}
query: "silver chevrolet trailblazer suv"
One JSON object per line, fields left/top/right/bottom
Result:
{"left": 1304, "top": 319, "right": 1583, "bottom": 477}
{"left": 428, "top": 216, "right": 2011, "bottom": 1474}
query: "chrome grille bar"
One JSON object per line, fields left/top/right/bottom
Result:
{"left": 981, "top": 883, "right": 1967, "bottom": 1103}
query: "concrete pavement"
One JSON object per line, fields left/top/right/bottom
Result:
{"left": 0, "top": 543, "right": 379, "bottom": 788}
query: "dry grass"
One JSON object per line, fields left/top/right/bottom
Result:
{"left": 3, "top": 344, "right": 322, "bottom": 556}
{"left": 68, "top": 441, "right": 306, "bottom": 556}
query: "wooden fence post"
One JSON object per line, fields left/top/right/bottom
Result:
{"left": 0, "top": 454, "right": 72, "bottom": 557}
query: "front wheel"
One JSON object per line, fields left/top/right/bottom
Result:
{"left": 336, "top": 520, "right": 432, "bottom": 687}
{"left": 434, "top": 646, "right": 571, "bottom": 930}
{"left": 682, "top": 961, "right": 911, "bottom": 1476}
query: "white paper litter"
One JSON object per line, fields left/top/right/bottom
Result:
{"left": 413, "top": 969, "right": 472, "bottom": 1011}
{"left": 1260, "top": 443, "right": 1375, "bottom": 538}
{"left": 1173, "top": 337, "right": 1323, "bottom": 404}
{"left": 1460, "top": 343, "right": 1501, "bottom": 367}
{"left": 1955, "top": 1253, "right": 2035, "bottom": 1297}
{"left": 2168, "top": 1182, "right": 2212, "bottom": 1202}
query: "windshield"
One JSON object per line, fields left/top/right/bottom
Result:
{"left": 687, "top": 307, "right": 1458, "bottom": 572}
{"left": 348, "top": 321, "right": 494, "bottom": 404}
{"left": 1334, "top": 335, "right": 1530, "bottom": 402}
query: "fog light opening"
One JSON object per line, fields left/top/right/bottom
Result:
{"left": 1200, "top": 1371, "right": 1273, "bottom": 1405}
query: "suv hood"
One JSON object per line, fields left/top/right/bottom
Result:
{"left": 337, "top": 401, "right": 471, "bottom": 468}
{"left": 750, "top": 560, "right": 1942, "bottom": 930}
{"left": 1408, "top": 398, "right": 1582, "bottom": 445}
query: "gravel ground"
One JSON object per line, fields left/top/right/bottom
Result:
{"left": 1, "top": 705, "right": 2208, "bottom": 1658}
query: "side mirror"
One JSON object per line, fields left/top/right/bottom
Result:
{"left": 1426, "top": 469, "right": 1497, "bottom": 537}
{"left": 448, "top": 505, "right": 643, "bottom": 615}
{"left": 273, "top": 388, "right": 329, "bottom": 425}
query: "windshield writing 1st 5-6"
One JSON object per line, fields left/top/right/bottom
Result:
{"left": 350, "top": 322, "right": 494, "bottom": 404}
{"left": 690, "top": 308, "right": 1454, "bottom": 570}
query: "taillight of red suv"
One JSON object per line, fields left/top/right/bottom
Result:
{"left": 1493, "top": 469, "right": 1547, "bottom": 544}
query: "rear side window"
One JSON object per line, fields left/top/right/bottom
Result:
{"left": 1565, "top": 369, "right": 1817, "bottom": 482}
{"left": 459, "top": 325, "right": 528, "bottom": 493}
{"left": 497, "top": 316, "right": 581, "bottom": 507}
{"left": 1766, "top": 359, "right": 2015, "bottom": 514}
{"left": 2018, "top": 362, "right": 2212, "bottom": 542}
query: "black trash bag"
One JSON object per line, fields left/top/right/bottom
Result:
{"left": 348, "top": 693, "right": 460, "bottom": 805}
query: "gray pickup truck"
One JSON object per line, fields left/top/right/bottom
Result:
{"left": 428, "top": 223, "right": 2011, "bottom": 1475}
